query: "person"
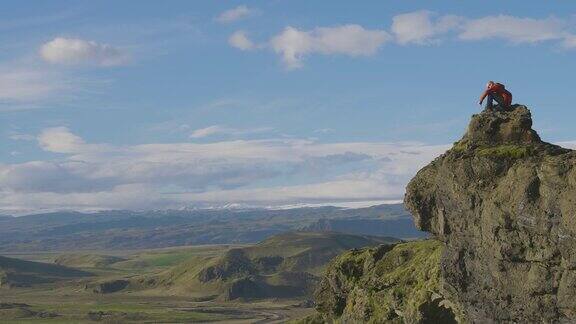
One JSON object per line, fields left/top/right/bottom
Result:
{"left": 479, "top": 81, "right": 512, "bottom": 110}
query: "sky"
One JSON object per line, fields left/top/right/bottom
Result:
{"left": 2, "top": 1, "right": 576, "bottom": 214}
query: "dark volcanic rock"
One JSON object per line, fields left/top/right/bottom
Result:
{"left": 405, "top": 105, "right": 576, "bottom": 323}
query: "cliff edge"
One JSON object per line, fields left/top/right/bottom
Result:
{"left": 405, "top": 105, "right": 575, "bottom": 322}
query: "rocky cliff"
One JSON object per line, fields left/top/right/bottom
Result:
{"left": 307, "top": 105, "right": 576, "bottom": 323}
{"left": 405, "top": 105, "right": 575, "bottom": 323}
{"left": 311, "top": 240, "right": 462, "bottom": 323}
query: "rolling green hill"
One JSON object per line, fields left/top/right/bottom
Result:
{"left": 0, "top": 255, "right": 92, "bottom": 288}
{"left": 137, "top": 231, "right": 399, "bottom": 301}
{"left": 54, "top": 254, "right": 125, "bottom": 268}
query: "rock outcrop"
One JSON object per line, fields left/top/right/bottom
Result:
{"left": 405, "top": 105, "right": 575, "bottom": 323}
{"left": 305, "top": 105, "right": 576, "bottom": 323}
{"left": 312, "top": 240, "right": 462, "bottom": 323}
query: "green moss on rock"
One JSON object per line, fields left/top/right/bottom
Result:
{"left": 311, "top": 240, "right": 462, "bottom": 323}
{"left": 476, "top": 144, "right": 530, "bottom": 159}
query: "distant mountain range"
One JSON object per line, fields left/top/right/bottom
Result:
{"left": 0, "top": 204, "right": 425, "bottom": 252}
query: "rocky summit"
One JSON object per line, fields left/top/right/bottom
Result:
{"left": 405, "top": 105, "right": 575, "bottom": 323}
{"left": 305, "top": 105, "right": 576, "bottom": 324}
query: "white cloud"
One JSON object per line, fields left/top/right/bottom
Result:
{"left": 229, "top": 13, "right": 576, "bottom": 69}
{"left": 228, "top": 31, "right": 255, "bottom": 50}
{"left": 391, "top": 10, "right": 461, "bottom": 44}
{"left": 37, "top": 127, "right": 85, "bottom": 153}
{"left": 36, "top": 127, "right": 110, "bottom": 154}
{"left": 40, "top": 37, "right": 128, "bottom": 66}
{"left": 190, "top": 125, "right": 272, "bottom": 138}
{"left": 0, "top": 66, "right": 71, "bottom": 103}
{"left": 270, "top": 25, "right": 390, "bottom": 69}
{"left": 390, "top": 12, "right": 574, "bottom": 46}
{"left": 216, "top": 5, "right": 256, "bottom": 23}
{"left": 0, "top": 127, "right": 450, "bottom": 213}
{"left": 459, "top": 15, "right": 567, "bottom": 43}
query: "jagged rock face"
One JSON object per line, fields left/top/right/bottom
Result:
{"left": 405, "top": 106, "right": 576, "bottom": 323}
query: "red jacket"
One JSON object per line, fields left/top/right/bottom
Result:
{"left": 480, "top": 83, "right": 512, "bottom": 106}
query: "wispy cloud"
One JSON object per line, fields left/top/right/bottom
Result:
{"left": 216, "top": 5, "right": 257, "bottom": 24}
{"left": 0, "top": 61, "right": 108, "bottom": 111}
{"left": 228, "top": 30, "right": 256, "bottom": 50}
{"left": 190, "top": 125, "right": 273, "bottom": 138}
{"left": 0, "top": 61, "right": 75, "bottom": 106}
{"left": 0, "top": 35, "right": 123, "bottom": 110}
{"left": 40, "top": 37, "right": 129, "bottom": 66}
{"left": 0, "top": 69, "right": 64, "bottom": 102}
{"left": 391, "top": 12, "right": 575, "bottom": 46}
{"left": 9, "top": 133, "right": 36, "bottom": 141}
{"left": 0, "top": 127, "right": 449, "bottom": 213}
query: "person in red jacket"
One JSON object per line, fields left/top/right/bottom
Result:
{"left": 479, "top": 81, "right": 512, "bottom": 110}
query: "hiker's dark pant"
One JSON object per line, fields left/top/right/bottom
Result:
{"left": 486, "top": 93, "right": 506, "bottom": 110}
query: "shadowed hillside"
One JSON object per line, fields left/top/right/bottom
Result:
{"left": 0, "top": 255, "right": 92, "bottom": 288}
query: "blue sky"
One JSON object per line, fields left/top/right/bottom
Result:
{"left": 2, "top": 1, "right": 576, "bottom": 214}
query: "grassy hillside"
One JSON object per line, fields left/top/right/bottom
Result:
{"left": 140, "top": 231, "right": 399, "bottom": 301}
{"left": 54, "top": 254, "right": 125, "bottom": 268}
{"left": 0, "top": 233, "right": 391, "bottom": 322}
{"left": 0, "top": 255, "right": 92, "bottom": 288}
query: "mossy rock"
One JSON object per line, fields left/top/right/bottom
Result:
{"left": 405, "top": 105, "right": 576, "bottom": 322}
{"left": 312, "top": 240, "right": 463, "bottom": 323}
{"left": 476, "top": 144, "right": 530, "bottom": 159}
